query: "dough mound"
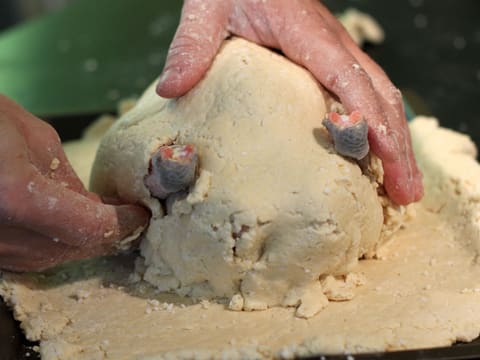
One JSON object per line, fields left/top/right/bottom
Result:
{"left": 90, "top": 38, "right": 383, "bottom": 316}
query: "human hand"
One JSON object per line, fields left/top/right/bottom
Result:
{"left": 156, "top": 0, "right": 423, "bottom": 205}
{"left": 0, "top": 95, "right": 150, "bottom": 272}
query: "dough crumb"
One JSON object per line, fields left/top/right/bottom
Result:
{"left": 296, "top": 286, "right": 329, "bottom": 319}
{"left": 345, "top": 272, "right": 367, "bottom": 287}
{"left": 379, "top": 196, "right": 416, "bottom": 245}
{"left": 338, "top": 8, "right": 385, "bottom": 46}
{"left": 460, "top": 288, "right": 480, "bottom": 294}
{"left": 49, "top": 157, "right": 60, "bottom": 170}
{"left": 200, "top": 300, "right": 210, "bottom": 310}
{"left": 145, "top": 301, "right": 163, "bottom": 314}
{"left": 27, "top": 181, "right": 35, "bottom": 193}
{"left": 228, "top": 294, "right": 244, "bottom": 311}
{"left": 321, "top": 275, "right": 355, "bottom": 301}
{"left": 70, "top": 290, "right": 91, "bottom": 302}
{"left": 148, "top": 299, "right": 160, "bottom": 307}
{"left": 283, "top": 283, "right": 329, "bottom": 319}
{"left": 186, "top": 169, "right": 212, "bottom": 205}
{"left": 162, "top": 303, "right": 175, "bottom": 312}
{"left": 278, "top": 347, "right": 296, "bottom": 359}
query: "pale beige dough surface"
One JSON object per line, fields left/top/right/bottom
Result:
{"left": 2, "top": 16, "right": 480, "bottom": 360}
{"left": 2, "top": 112, "right": 480, "bottom": 359}
{"left": 89, "top": 38, "right": 386, "bottom": 317}
{"left": 3, "top": 128, "right": 480, "bottom": 360}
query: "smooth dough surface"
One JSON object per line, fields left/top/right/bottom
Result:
{"left": 90, "top": 38, "right": 385, "bottom": 315}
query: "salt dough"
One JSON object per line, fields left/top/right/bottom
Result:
{"left": 2, "top": 118, "right": 480, "bottom": 360}
{"left": 2, "top": 10, "right": 480, "bottom": 359}
{"left": 89, "top": 38, "right": 387, "bottom": 316}
{"left": 338, "top": 8, "right": 385, "bottom": 46}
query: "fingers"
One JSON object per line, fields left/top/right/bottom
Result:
{"left": 270, "top": 2, "right": 420, "bottom": 204}
{"left": 0, "top": 95, "right": 95, "bottom": 199}
{"left": 0, "top": 226, "right": 73, "bottom": 271}
{"left": 272, "top": 5, "right": 381, "bottom": 111}
{"left": 153, "top": 0, "right": 422, "bottom": 204}
{"left": 272, "top": 5, "right": 384, "bottom": 135}
{"left": 0, "top": 226, "right": 116, "bottom": 272}
{"left": 156, "top": 0, "right": 231, "bottom": 98}
{"left": 313, "top": 2, "right": 423, "bottom": 204}
{"left": 367, "top": 95, "right": 423, "bottom": 204}
{"left": 23, "top": 118, "right": 91, "bottom": 195}
{"left": 0, "top": 96, "right": 148, "bottom": 251}
{"left": 4, "top": 166, "right": 149, "bottom": 249}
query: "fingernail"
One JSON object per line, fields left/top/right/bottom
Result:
{"left": 116, "top": 205, "right": 150, "bottom": 240}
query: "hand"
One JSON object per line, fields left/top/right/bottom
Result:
{"left": 0, "top": 95, "right": 150, "bottom": 272}
{"left": 156, "top": 0, "right": 423, "bottom": 205}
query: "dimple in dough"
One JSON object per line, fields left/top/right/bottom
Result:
{"left": 90, "top": 38, "right": 384, "bottom": 317}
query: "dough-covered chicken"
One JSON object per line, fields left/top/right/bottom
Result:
{"left": 90, "top": 38, "right": 385, "bottom": 317}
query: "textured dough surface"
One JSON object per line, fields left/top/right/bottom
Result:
{"left": 2, "top": 7, "right": 480, "bottom": 357}
{"left": 2, "top": 117, "right": 480, "bottom": 359}
{"left": 90, "top": 38, "right": 384, "bottom": 314}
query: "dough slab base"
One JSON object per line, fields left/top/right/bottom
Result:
{"left": 2, "top": 117, "right": 480, "bottom": 359}
{"left": 2, "top": 209, "right": 480, "bottom": 359}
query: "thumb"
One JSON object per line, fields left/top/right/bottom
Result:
{"left": 9, "top": 168, "right": 150, "bottom": 249}
{"left": 110, "top": 204, "right": 149, "bottom": 250}
{"left": 156, "top": 0, "right": 231, "bottom": 98}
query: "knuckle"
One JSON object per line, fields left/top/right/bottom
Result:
{"left": 167, "top": 39, "right": 201, "bottom": 66}
{"left": 328, "top": 64, "right": 370, "bottom": 94}
{"left": 388, "top": 87, "right": 403, "bottom": 106}
{"left": 325, "top": 73, "right": 340, "bottom": 91}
